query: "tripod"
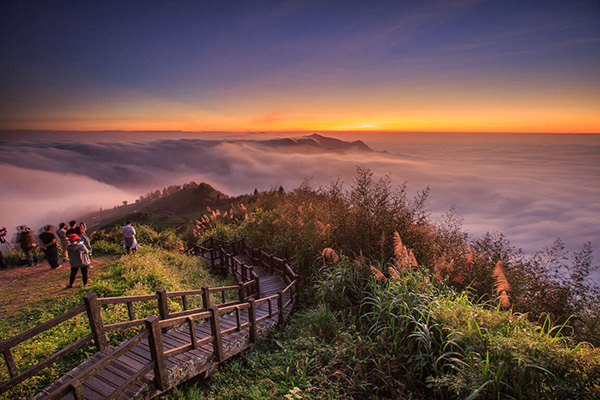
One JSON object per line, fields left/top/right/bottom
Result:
{"left": 0, "top": 235, "right": 19, "bottom": 254}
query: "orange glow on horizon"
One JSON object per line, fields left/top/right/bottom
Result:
{"left": 3, "top": 110, "right": 597, "bottom": 134}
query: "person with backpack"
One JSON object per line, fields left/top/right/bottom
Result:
{"left": 19, "top": 226, "right": 37, "bottom": 266}
{"left": 121, "top": 221, "right": 138, "bottom": 254}
{"left": 66, "top": 234, "right": 91, "bottom": 288}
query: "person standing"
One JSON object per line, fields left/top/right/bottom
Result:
{"left": 56, "top": 222, "right": 68, "bottom": 262}
{"left": 66, "top": 234, "right": 91, "bottom": 288}
{"left": 19, "top": 226, "right": 37, "bottom": 266}
{"left": 78, "top": 222, "right": 92, "bottom": 256}
{"left": 39, "top": 225, "right": 60, "bottom": 269}
{"left": 66, "top": 220, "right": 78, "bottom": 236}
{"left": 121, "top": 221, "right": 138, "bottom": 254}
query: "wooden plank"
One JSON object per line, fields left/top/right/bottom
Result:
{"left": 129, "top": 346, "right": 152, "bottom": 362}
{"left": 81, "top": 382, "right": 107, "bottom": 400}
{"left": 159, "top": 335, "right": 181, "bottom": 350}
{"left": 84, "top": 375, "right": 117, "bottom": 397}
{"left": 103, "top": 363, "right": 132, "bottom": 381}
{"left": 109, "top": 358, "right": 138, "bottom": 377}
{"left": 117, "top": 353, "right": 147, "bottom": 371}
{"left": 105, "top": 363, "right": 153, "bottom": 400}
{"left": 169, "top": 329, "right": 195, "bottom": 345}
{"left": 95, "top": 367, "right": 128, "bottom": 388}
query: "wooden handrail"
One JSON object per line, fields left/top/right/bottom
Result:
{"left": 0, "top": 305, "right": 87, "bottom": 353}
{"left": 96, "top": 293, "right": 158, "bottom": 305}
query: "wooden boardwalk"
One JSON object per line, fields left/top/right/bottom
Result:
{"left": 1, "top": 239, "right": 298, "bottom": 400}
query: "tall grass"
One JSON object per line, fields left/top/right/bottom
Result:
{"left": 311, "top": 260, "right": 600, "bottom": 398}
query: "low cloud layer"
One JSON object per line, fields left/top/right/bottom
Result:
{"left": 1, "top": 132, "right": 598, "bottom": 263}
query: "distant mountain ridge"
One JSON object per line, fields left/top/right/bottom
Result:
{"left": 257, "top": 133, "right": 374, "bottom": 154}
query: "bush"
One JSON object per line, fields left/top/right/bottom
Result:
{"left": 310, "top": 260, "right": 600, "bottom": 399}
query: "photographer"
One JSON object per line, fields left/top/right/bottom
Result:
{"left": 19, "top": 226, "right": 37, "bottom": 266}
{"left": 0, "top": 227, "right": 7, "bottom": 269}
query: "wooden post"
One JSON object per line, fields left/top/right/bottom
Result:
{"left": 187, "top": 317, "right": 197, "bottom": 349}
{"left": 219, "top": 249, "right": 225, "bottom": 273}
{"left": 181, "top": 295, "right": 188, "bottom": 311}
{"left": 202, "top": 286, "right": 210, "bottom": 310}
{"left": 71, "top": 382, "right": 85, "bottom": 400}
{"left": 209, "top": 306, "right": 223, "bottom": 362}
{"left": 268, "top": 254, "right": 274, "bottom": 274}
{"left": 84, "top": 293, "right": 107, "bottom": 351}
{"left": 248, "top": 298, "right": 257, "bottom": 344}
{"left": 156, "top": 289, "right": 169, "bottom": 320}
{"left": 145, "top": 316, "right": 168, "bottom": 391}
{"left": 126, "top": 301, "right": 136, "bottom": 321}
{"left": 238, "top": 283, "right": 245, "bottom": 302}
{"left": 2, "top": 350, "right": 18, "bottom": 378}
{"left": 254, "top": 276, "right": 261, "bottom": 298}
{"left": 241, "top": 263, "right": 247, "bottom": 282}
{"left": 278, "top": 291, "right": 284, "bottom": 325}
{"left": 258, "top": 248, "right": 263, "bottom": 268}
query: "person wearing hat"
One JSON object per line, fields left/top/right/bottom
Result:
{"left": 66, "top": 233, "right": 91, "bottom": 288}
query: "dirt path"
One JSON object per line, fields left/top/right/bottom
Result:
{"left": 0, "top": 255, "right": 118, "bottom": 322}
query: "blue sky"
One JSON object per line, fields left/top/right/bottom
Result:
{"left": 1, "top": 0, "right": 599, "bottom": 132}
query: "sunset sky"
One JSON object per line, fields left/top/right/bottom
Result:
{"left": 1, "top": 0, "right": 599, "bottom": 133}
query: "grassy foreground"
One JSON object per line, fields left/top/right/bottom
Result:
{"left": 0, "top": 247, "right": 234, "bottom": 400}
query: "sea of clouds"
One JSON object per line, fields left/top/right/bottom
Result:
{"left": 0, "top": 131, "right": 598, "bottom": 264}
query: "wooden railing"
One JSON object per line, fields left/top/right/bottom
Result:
{"left": 0, "top": 239, "right": 298, "bottom": 399}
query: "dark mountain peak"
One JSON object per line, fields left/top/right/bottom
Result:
{"left": 300, "top": 133, "right": 373, "bottom": 153}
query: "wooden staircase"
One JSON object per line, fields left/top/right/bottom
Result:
{"left": 0, "top": 239, "right": 298, "bottom": 399}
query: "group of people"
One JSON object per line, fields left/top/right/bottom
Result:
{"left": 1, "top": 220, "right": 139, "bottom": 288}
{"left": 35, "top": 220, "right": 94, "bottom": 288}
